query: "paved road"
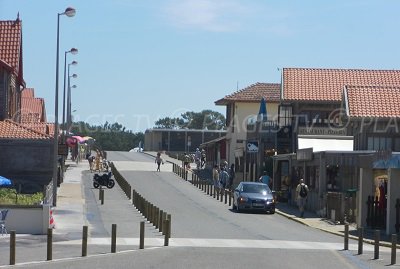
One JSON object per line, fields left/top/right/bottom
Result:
{"left": 0, "top": 151, "right": 394, "bottom": 269}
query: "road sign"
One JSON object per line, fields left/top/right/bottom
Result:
{"left": 247, "top": 141, "right": 259, "bottom": 153}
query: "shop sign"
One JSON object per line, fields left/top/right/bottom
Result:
{"left": 298, "top": 127, "right": 346, "bottom": 136}
{"left": 247, "top": 141, "right": 259, "bottom": 153}
{"left": 297, "top": 147, "right": 313, "bottom": 161}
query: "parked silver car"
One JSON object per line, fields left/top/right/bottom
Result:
{"left": 232, "top": 182, "right": 275, "bottom": 214}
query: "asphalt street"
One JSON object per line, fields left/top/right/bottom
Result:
{"left": 0, "top": 151, "right": 395, "bottom": 269}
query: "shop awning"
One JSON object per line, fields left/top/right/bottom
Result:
{"left": 298, "top": 135, "right": 353, "bottom": 152}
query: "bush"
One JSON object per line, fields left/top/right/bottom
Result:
{"left": 0, "top": 189, "right": 43, "bottom": 205}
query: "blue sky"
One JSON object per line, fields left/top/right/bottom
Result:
{"left": 1, "top": 0, "right": 400, "bottom": 132}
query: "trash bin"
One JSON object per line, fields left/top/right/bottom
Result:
{"left": 326, "top": 192, "right": 344, "bottom": 223}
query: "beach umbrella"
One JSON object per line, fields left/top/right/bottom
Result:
{"left": 0, "top": 176, "right": 12, "bottom": 187}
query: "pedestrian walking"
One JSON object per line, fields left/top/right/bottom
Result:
{"left": 296, "top": 179, "right": 309, "bottom": 218}
{"left": 212, "top": 164, "right": 219, "bottom": 191}
{"left": 258, "top": 171, "right": 271, "bottom": 188}
{"left": 227, "top": 164, "right": 235, "bottom": 190}
{"left": 219, "top": 167, "right": 229, "bottom": 193}
{"left": 155, "top": 152, "right": 164, "bottom": 172}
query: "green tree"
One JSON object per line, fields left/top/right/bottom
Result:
{"left": 154, "top": 110, "right": 225, "bottom": 130}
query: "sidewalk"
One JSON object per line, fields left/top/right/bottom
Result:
{"left": 144, "top": 151, "right": 395, "bottom": 247}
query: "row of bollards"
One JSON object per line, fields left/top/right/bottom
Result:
{"left": 344, "top": 225, "right": 398, "bottom": 265}
{"left": 8, "top": 220, "right": 171, "bottom": 265}
{"left": 131, "top": 189, "right": 171, "bottom": 240}
{"left": 175, "top": 169, "right": 233, "bottom": 207}
{"left": 173, "top": 163, "right": 188, "bottom": 181}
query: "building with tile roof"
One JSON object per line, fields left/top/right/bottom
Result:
{"left": 0, "top": 119, "right": 51, "bottom": 140}
{"left": 0, "top": 17, "right": 25, "bottom": 121}
{"left": 214, "top": 83, "right": 281, "bottom": 181}
{"left": 20, "top": 88, "right": 47, "bottom": 123}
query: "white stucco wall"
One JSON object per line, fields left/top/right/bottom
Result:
{"left": 226, "top": 102, "right": 279, "bottom": 164}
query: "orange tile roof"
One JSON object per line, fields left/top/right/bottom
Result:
{"left": 0, "top": 120, "right": 52, "bottom": 139}
{"left": 21, "top": 122, "right": 54, "bottom": 136}
{"left": 215, "top": 83, "right": 281, "bottom": 105}
{"left": 283, "top": 68, "right": 400, "bottom": 102}
{"left": 21, "top": 97, "right": 45, "bottom": 123}
{"left": 21, "top": 88, "right": 35, "bottom": 98}
{"left": 345, "top": 85, "right": 400, "bottom": 118}
{"left": 0, "top": 18, "right": 23, "bottom": 81}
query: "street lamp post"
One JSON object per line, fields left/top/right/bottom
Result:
{"left": 67, "top": 70, "right": 77, "bottom": 132}
{"left": 52, "top": 7, "right": 76, "bottom": 207}
{"left": 62, "top": 50, "right": 78, "bottom": 138}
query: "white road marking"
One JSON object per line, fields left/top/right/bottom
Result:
{"left": 54, "top": 237, "right": 389, "bottom": 252}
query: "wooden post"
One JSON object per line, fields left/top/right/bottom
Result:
{"left": 344, "top": 224, "right": 349, "bottom": 250}
{"left": 167, "top": 214, "right": 172, "bottom": 238}
{"left": 391, "top": 234, "right": 397, "bottom": 265}
{"left": 374, "top": 230, "right": 380, "bottom": 259}
{"left": 100, "top": 189, "right": 104, "bottom": 205}
{"left": 82, "top": 225, "right": 88, "bottom": 257}
{"left": 162, "top": 212, "right": 167, "bottom": 235}
{"left": 111, "top": 224, "right": 117, "bottom": 253}
{"left": 164, "top": 219, "right": 170, "bottom": 246}
{"left": 358, "top": 227, "right": 363, "bottom": 255}
{"left": 47, "top": 228, "right": 53, "bottom": 261}
{"left": 9, "top": 230, "right": 15, "bottom": 265}
{"left": 140, "top": 221, "right": 145, "bottom": 249}
{"left": 229, "top": 191, "right": 232, "bottom": 206}
{"left": 159, "top": 210, "right": 164, "bottom": 232}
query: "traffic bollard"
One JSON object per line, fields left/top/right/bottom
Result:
{"left": 162, "top": 212, "right": 167, "bottom": 235}
{"left": 225, "top": 191, "right": 227, "bottom": 204}
{"left": 82, "top": 226, "right": 88, "bottom": 257}
{"left": 374, "top": 230, "right": 380, "bottom": 259}
{"left": 217, "top": 190, "right": 219, "bottom": 200}
{"left": 164, "top": 219, "right": 170, "bottom": 246}
{"left": 167, "top": 214, "right": 172, "bottom": 238}
{"left": 392, "top": 234, "right": 397, "bottom": 265}
{"left": 10, "top": 230, "right": 15, "bottom": 265}
{"left": 207, "top": 184, "right": 210, "bottom": 195}
{"left": 344, "top": 224, "right": 349, "bottom": 250}
{"left": 159, "top": 210, "right": 164, "bottom": 232}
{"left": 111, "top": 224, "right": 117, "bottom": 253}
{"left": 47, "top": 228, "right": 53, "bottom": 261}
{"left": 358, "top": 227, "right": 363, "bottom": 255}
{"left": 229, "top": 191, "right": 232, "bottom": 206}
{"left": 140, "top": 221, "right": 145, "bottom": 249}
{"left": 100, "top": 189, "right": 104, "bottom": 205}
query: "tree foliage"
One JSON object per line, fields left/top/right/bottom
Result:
{"left": 154, "top": 110, "right": 225, "bottom": 130}
{"left": 70, "top": 121, "right": 144, "bottom": 151}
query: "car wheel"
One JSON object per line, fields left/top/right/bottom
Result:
{"left": 93, "top": 182, "right": 100, "bottom": 188}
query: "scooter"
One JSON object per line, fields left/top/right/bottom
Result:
{"left": 93, "top": 171, "right": 115, "bottom": 189}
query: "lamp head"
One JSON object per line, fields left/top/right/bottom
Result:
{"left": 71, "top": 74, "right": 78, "bottom": 78}
{"left": 71, "top": 61, "right": 78, "bottom": 66}
{"left": 70, "top": 48, "right": 78, "bottom": 55}
{"left": 64, "top": 7, "right": 76, "bottom": 17}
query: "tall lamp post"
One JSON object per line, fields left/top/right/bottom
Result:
{"left": 64, "top": 61, "right": 77, "bottom": 134}
{"left": 67, "top": 71, "right": 78, "bottom": 132}
{"left": 62, "top": 51, "right": 78, "bottom": 138}
{"left": 52, "top": 7, "right": 76, "bottom": 207}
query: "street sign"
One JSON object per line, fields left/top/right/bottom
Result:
{"left": 247, "top": 141, "right": 259, "bottom": 153}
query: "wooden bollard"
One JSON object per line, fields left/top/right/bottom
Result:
{"left": 82, "top": 226, "right": 88, "bottom": 257}
{"left": 392, "top": 234, "right": 397, "bottom": 265}
{"left": 228, "top": 191, "right": 232, "bottom": 206}
{"left": 9, "top": 230, "right": 15, "bottom": 265}
{"left": 185, "top": 171, "right": 188, "bottom": 181}
{"left": 164, "top": 219, "right": 170, "bottom": 246}
{"left": 162, "top": 212, "right": 167, "bottom": 235}
{"left": 140, "top": 221, "right": 145, "bottom": 249}
{"left": 374, "top": 230, "right": 380, "bottom": 259}
{"left": 217, "top": 190, "right": 219, "bottom": 200}
{"left": 159, "top": 210, "right": 164, "bottom": 232}
{"left": 220, "top": 190, "right": 224, "bottom": 202}
{"left": 111, "top": 224, "right": 117, "bottom": 253}
{"left": 210, "top": 185, "right": 213, "bottom": 196}
{"left": 358, "top": 227, "right": 363, "bottom": 255}
{"left": 155, "top": 207, "right": 159, "bottom": 229}
{"left": 225, "top": 191, "right": 227, "bottom": 204}
{"left": 207, "top": 184, "right": 210, "bottom": 195}
{"left": 213, "top": 186, "right": 216, "bottom": 198}
{"left": 100, "top": 189, "right": 104, "bottom": 205}
{"left": 344, "top": 224, "right": 349, "bottom": 250}
{"left": 167, "top": 214, "right": 172, "bottom": 238}
{"left": 47, "top": 228, "right": 53, "bottom": 261}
